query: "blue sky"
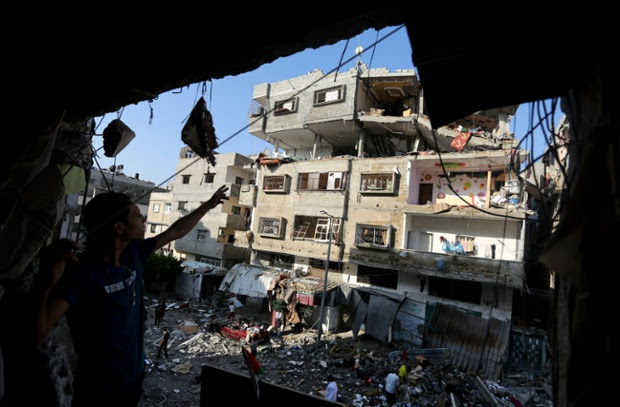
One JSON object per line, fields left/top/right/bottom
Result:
{"left": 92, "top": 25, "right": 561, "bottom": 186}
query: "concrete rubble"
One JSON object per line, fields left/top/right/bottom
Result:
{"left": 139, "top": 294, "right": 553, "bottom": 407}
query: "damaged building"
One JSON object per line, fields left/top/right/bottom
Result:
{"left": 224, "top": 65, "right": 538, "bottom": 378}
{"left": 144, "top": 148, "right": 256, "bottom": 270}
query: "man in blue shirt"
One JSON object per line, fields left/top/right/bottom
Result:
{"left": 35, "top": 185, "right": 228, "bottom": 407}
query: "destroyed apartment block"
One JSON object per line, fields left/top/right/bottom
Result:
{"left": 232, "top": 65, "right": 543, "bottom": 380}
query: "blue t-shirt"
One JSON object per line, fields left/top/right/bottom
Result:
{"left": 55, "top": 238, "right": 155, "bottom": 390}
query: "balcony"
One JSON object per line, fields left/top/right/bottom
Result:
{"left": 238, "top": 184, "right": 257, "bottom": 207}
{"left": 348, "top": 248, "right": 524, "bottom": 288}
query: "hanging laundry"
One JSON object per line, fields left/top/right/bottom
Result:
{"left": 181, "top": 97, "right": 218, "bottom": 166}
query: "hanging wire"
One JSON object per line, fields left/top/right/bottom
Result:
{"left": 333, "top": 38, "right": 350, "bottom": 82}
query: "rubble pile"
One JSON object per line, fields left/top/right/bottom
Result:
{"left": 138, "top": 295, "right": 553, "bottom": 407}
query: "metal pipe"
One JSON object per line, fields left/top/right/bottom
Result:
{"left": 316, "top": 210, "right": 333, "bottom": 343}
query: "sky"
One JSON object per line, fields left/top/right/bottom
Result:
{"left": 92, "top": 25, "right": 563, "bottom": 187}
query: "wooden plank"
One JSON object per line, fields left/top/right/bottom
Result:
{"left": 474, "top": 376, "right": 501, "bottom": 407}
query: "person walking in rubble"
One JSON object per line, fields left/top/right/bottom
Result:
{"left": 157, "top": 327, "right": 170, "bottom": 359}
{"left": 35, "top": 185, "right": 229, "bottom": 407}
{"left": 385, "top": 369, "right": 400, "bottom": 406}
{"left": 325, "top": 374, "right": 338, "bottom": 402}
{"left": 154, "top": 299, "right": 166, "bottom": 325}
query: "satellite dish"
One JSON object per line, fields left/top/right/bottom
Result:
{"left": 355, "top": 46, "right": 364, "bottom": 56}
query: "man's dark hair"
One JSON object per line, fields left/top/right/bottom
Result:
{"left": 81, "top": 191, "right": 132, "bottom": 252}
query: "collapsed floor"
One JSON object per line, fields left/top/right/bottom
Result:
{"left": 139, "top": 293, "right": 553, "bottom": 407}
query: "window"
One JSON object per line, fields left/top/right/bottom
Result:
{"left": 184, "top": 149, "right": 195, "bottom": 159}
{"left": 152, "top": 203, "right": 160, "bottom": 213}
{"left": 178, "top": 201, "right": 187, "bottom": 211}
{"left": 293, "top": 216, "right": 341, "bottom": 242}
{"left": 204, "top": 173, "right": 215, "bottom": 183}
{"left": 356, "top": 225, "right": 392, "bottom": 249}
{"left": 182, "top": 175, "right": 191, "bottom": 184}
{"left": 197, "top": 229, "right": 209, "bottom": 240}
{"left": 258, "top": 217, "right": 284, "bottom": 238}
{"left": 360, "top": 173, "right": 397, "bottom": 194}
{"left": 263, "top": 175, "right": 289, "bottom": 193}
{"left": 309, "top": 258, "right": 340, "bottom": 271}
{"left": 150, "top": 224, "right": 157, "bottom": 233}
{"left": 428, "top": 277, "right": 482, "bottom": 304}
{"left": 298, "top": 172, "right": 346, "bottom": 191}
{"left": 357, "top": 265, "right": 397, "bottom": 289}
{"left": 313, "top": 85, "right": 345, "bottom": 106}
{"left": 197, "top": 256, "right": 221, "bottom": 267}
{"left": 273, "top": 97, "right": 298, "bottom": 115}
{"left": 231, "top": 206, "right": 241, "bottom": 215}
{"left": 164, "top": 203, "right": 172, "bottom": 213}
{"left": 235, "top": 176, "right": 243, "bottom": 185}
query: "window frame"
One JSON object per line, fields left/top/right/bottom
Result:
{"left": 355, "top": 224, "right": 393, "bottom": 250}
{"left": 360, "top": 172, "right": 398, "bottom": 194}
{"left": 262, "top": 175, "right": 289, "bottom": 193}
{"left": 297, "top": 171, "right": 346, "bottom": 191}
{"left": 293, "top": 215, "right": 341, "bottom": 242}
{"left": 313, "top": 85, "right": 346, "bottom": 106}
{"left": 258, "top": 217, "right": 284, "bottom": 239}
{"left": 273, "top": 97, "right": 298, "bottom": 115}
{"left": 197, "top": 229, "right": 209, "bottom": 240}
{"left": 182, "top": 174, "right": 191, "bottom": 184}
{"left": 152, "top": 203, "right": 160, "bottom": 213}
{"left": 204, "top": 173, "right": 215, "bottom": 184}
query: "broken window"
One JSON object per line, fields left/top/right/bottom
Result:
{"left": 293, "top": 216, "right": 341, "bottom": 242}
{"left": 258, "top": 217, "right": 284, "bottom": 238}
{"left": 360, "top": 173, "right": 397, "bottom": 193}
{"left": 357, "top": 265, "right": 397, "bottom": 289}
{"left": 197, "top": 229, "right": 209, "bottom": 240}
{"left": 262, "top": 252, "right": 294, "bottom": 270}
{"left": 428, "top": 277, "right": 481, "bottom": 304}
{"left": 356, "top": 225, "right": 392, "bottom": 249}
{"left": 273, "top": 97, "right": 298, "bottom": 115}
{"left": 298, "top": 172, "right": 346, "bottom": 191}
{"left": 313, "top": 85, "right": 345, "bottom": 106}
{"left": 182, "top": 175, "right": 191, "bottom": 184}
{"left": 235, "top": 176, "right": 243, "bottom": 185}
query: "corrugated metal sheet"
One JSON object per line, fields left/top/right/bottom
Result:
{"left": 424, "top": 303, "right": 510, "bottom": 380}
{"left": 366, "top": 295, "right": 401, "bottom": 341}
{"left": 219, "top": 263, "right": 282, "bottom": 298}
{"left": 219, "top": 263, "right": 341, "bottom": 299}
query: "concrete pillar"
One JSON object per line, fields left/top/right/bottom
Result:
{"left": 273, "top": 139, "right": 279, "bottom": 153}
{"left": 485, "top": 171, "right": 492, "bottom": 208}
{"left": 312, "top": 134, "right": 321, "bottom": 159}
{"left": 418, "top": 89, "right": 424, "bottom": 114}
{"left": 498, "top": 112, "right": 510, "bottom": 134}
{"left": 357, "top": 131, "right": 366, "bottom": 157}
